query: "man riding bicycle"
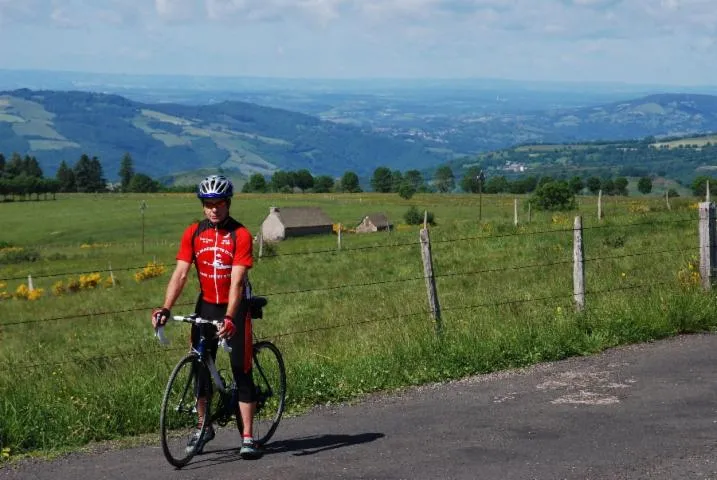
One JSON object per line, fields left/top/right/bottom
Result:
{"left": 151, "top": 174, "right": 262, "bottom": 459}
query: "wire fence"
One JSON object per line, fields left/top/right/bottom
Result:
{"left": 0, "top": 206, "right": 705, "bottom": 373}
{"left": 0, "top": 215, "right": 698, "bottom": 283}
{"left": 0, "top": 278, "right": 685, "bottom": 372}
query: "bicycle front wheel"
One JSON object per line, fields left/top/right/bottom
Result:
{"left": 252, "top": 341, "right": 286, "bottom": 445}
{"left": 159, "top": 354, "right": 209, "bottom": 468}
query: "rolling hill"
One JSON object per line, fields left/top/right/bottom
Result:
{"left": 3, "top": 88, "right": 717, "bottom": 186}
{"left": 0, "top": 89, "right": 444, "bottom": 182}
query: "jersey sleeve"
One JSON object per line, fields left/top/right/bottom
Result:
{"left": 176, "top": 224, "right": 198, "bottom": 263}
{"left": 233, "top": 227, "right": 253, "bottom": 268}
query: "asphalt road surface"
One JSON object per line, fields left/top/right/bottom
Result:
{"left": 3, "top": 333, "right": 717, "bottom": 480}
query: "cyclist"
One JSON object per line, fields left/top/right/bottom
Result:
{"left": 151, "top": 174, "right": 262, "bottom": 459}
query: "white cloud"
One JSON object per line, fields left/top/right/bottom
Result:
{"left": 2, "top": 0, "right": 717, "bottom": 85}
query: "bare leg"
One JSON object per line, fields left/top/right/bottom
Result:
{"left": 238, "top": 401, "right": 256, "bottom": 437}
{"left": 196, "top": 397, "right": 208, "bottom": 428}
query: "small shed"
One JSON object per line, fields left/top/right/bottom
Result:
{"left": 356, "top": 213, "right": 393, "bottom": 233}
{"left": 261, "top": 206, "right": 334, "bottom": 242}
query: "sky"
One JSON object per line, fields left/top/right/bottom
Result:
{"left": 1, "top": 0, "right": 716, "bottom": 86}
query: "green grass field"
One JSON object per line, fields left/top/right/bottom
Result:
{"left": 1, "top": 192, "right": 715, "bottom": 459}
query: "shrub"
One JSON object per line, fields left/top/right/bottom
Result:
{"left": 398, "top": 182, "right": 416, "bottom": 200}
{"left": 404, "top": 206, "right": 435, "bottom": 226}
{"left": 0, "top": 247, "right": 40, "bottom": 264}
{"left": 134, "top": 261, "right": 166, "bottom": 282}
{"left": 677, "top": 256, "right": 700, "bottom": 289}
{"left": 531, "top": 181, "right": 576, "bottom": 211}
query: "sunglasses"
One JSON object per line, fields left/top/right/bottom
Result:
{"left": 202, "top": 199, "right": 227, "bottom": 209}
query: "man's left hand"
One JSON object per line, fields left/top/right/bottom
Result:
{"left": 218, "top": 316, "right": 236, "bottom": 338}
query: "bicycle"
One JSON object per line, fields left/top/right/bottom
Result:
{"left": 157, "top": 296, "right": 286, "bottom": 468}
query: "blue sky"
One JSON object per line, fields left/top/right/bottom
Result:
{"left": 1, "top": 0, "right": 715, "bottom": 86}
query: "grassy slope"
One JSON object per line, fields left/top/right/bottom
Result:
{"left": 0, "top": 192, "right": 714, "bottom": 458}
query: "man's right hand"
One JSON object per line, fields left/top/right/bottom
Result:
{"left": 152, "top": 307, "right": 171, "bottom": 329}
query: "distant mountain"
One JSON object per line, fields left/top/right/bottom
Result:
{"left": 3, "top": 88, "right": 717, "bottom": 185}
{"left": 426, "top": 93, "right": 717, "bottom": 154}
{"left": 0, "top": 89, "right": 444, "bottom": 182}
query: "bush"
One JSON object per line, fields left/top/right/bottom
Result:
{"left": 0, "top": 247, "right": 40, "bottom": 264}
{"left": 398, "top": 182, "right": 416, "bottom": 200}
{"left": 404, "top": 206, "right": 435, "bottom": 225}
{"left": 531, "top": 181, "right": 576, "bottom": 211}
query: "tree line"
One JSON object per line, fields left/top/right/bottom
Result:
{"left": 2, "top": 149, "right": 713, "bottom": 203}
{"left": 0, "top": 151, "right": 165, "bottom": 200}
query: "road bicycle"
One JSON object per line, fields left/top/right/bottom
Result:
{"left": 157, "top": 296, "right": 286, "bottom": 468}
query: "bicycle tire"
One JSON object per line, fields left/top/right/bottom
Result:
{"left": 251, "top": 341, "right": 287, "bottom": 445}
{"left": 159, "top": 354, "right": 210, "bottom": 468}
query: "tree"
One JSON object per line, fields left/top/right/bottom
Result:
{"left": 613, "top": 177, "right": 629, "bottom": 196}
{"left": 5, "top": 153, "right": 22, "bottom": 178}
{"left": 243, "top": 173, "right": 268, "bottom": 193}
{"left": 0, "top": 153, "right": 5, "bottom": 175}
{"left": 568, "top": 176, "right": 584, "bottom": 194}
{"left": 434, "top": 165, "right": 455, "bottom": 193}
{"left": 391, "top": 170, "right": 404, "bottom": 193}
{"left": 601, "top": 178, "right": 616, "bottom": 196}
{"left": 398, "top": 182, "right": 416, "bottom": 200}
{"left": 484, "top": 175, "right": 508, "bottom": 194}
{"left": 294, "top": 169, "right": 314, "bottom": 191}
{"left": 371, "top": 166, "right": 393, "bottom": 193}
{"left": 340, "top": 171, "right": 362, "bottom": 193}
{"left": 404, "top": 170, "right": 424, "bottom": 190}
{"left": 127, "top": 173, "right": 160, "bottom": 193}
{"left": 56, "top": 161, "right": 76, "bottom": 192}
{"left": 531, "top": 181, "right": 576, "bottom": 211}
{"left": 313, "top": 175, "right": 334, "bottom": 193}
{"left": 586, "top": 176, "right": 602, "bottom": 195}
{"left": 637, "top": 177, "right": 653, "bottom": 194}
{"left": 691, "top": 175, "right": 716, "bottom": 197}
{"left": 74, "top": 154, "right": 105, "bottom": 193}
{"left": 460, "top": 166, "right": 483, "bottom": 193}
{"left": 119, "top": 153, "right": 135, "bottom": 191}
{"left": 270, "top": 170, "right": 292, "bottom": 192}
{"left": 22, "top": 155, "right": 43, "bottom": 178}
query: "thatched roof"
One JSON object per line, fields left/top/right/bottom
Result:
{"left": 271, "top": 207, "right": 333, "bottom": 228}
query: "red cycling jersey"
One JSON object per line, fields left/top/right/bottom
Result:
{"left": 176, "top": 217, "right": 253, "bottom": 304}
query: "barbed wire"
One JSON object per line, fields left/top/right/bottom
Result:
{"left": 0, "top": 262, "right": 171, "bottom": 282}
{"left": 2, "top": 215, "right": 697, "bottom": 283}
{"left": 0, "top": 278, "right": 682, "bottom": 372}
{"left": 0, "top": 245, "right": 696, "bottom": 328}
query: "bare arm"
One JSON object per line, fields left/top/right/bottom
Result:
{"left": 219, "top": 264, "right": 248, "bottom": 338}
{"left": 162, "top": 260, "right": 192, "bottom": 310}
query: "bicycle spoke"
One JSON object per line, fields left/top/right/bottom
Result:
{"left": 160, "top": 355, "right": 207, "bottom": 468}
{"left": 251, "top": 341, "right": 286, "bottom": 445}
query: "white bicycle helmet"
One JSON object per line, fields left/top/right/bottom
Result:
{"left": 197, "top": 175, "right": 234, "bottom": 200}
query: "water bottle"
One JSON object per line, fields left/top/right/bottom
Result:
{"left": 155, "top": 326, "right": 169, "bottom": 345}
{"left": 219, "top": 338, "right": 233, "bottom": 353}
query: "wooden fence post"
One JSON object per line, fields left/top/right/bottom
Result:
{"left": 598, "top": 190, "right": 603, "bottom": 221}
{"left": 109, "top": 262, "right": 116, "bottom": 287}
{"left": 707, "top": 181, "right": 711, "bottom": 202}
{"left": 27, "top": 274, "right": 34, "bottom": 292}
{"left": 573, "top": 215, "right": 585, "bottom": 311}
{"left": 514, "top": 199, "right": 518, "bottom": 226}
{"left": 699, "top": 202, "right": 716, "bottom": 291}
{"left": 665, "top": 190, "right": 671, "bottom": 211}
{"left": 420, "top": 215, "right": 442, "bottom": 335}
{"left": 337, "top": 223, "right": 342, "bottom": 251}
{"left": 258, "top": 228, "right": 264, "bottom": 258}
{"left": 528, "top": 202, "right": 532, "bottom": 223}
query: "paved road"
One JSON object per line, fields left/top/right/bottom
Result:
{"left": 3, "top": 333, "right": 717, "bottom": 480}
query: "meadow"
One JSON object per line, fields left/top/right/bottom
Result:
{"left": 1, "top": 191, "right": 715, "bottom": 459}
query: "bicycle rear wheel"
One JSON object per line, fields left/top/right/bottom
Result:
{"left": 251, "top": 341, "right": 286, "bottom": 445}
{"left": 159, "top": 354, "right": 209, "bottom": 468}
